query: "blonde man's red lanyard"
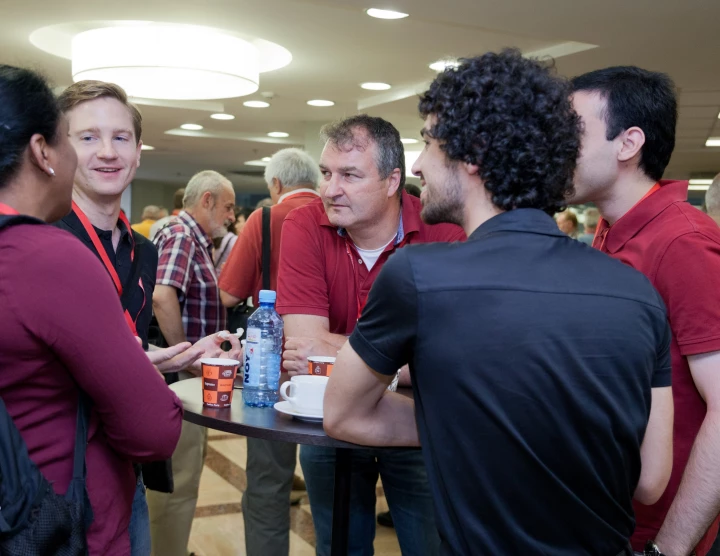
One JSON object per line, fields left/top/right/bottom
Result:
{"left": 593, "top": 183, "right": 661, "bottom": 252}
{"left": 71, "top": 201, "right": 144, "bottom": 338}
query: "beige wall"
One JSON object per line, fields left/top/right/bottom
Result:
{"left": 130, "top": 180, "right": 180, "bottom": 223}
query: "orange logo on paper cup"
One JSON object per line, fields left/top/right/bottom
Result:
{"left": 203, "top": 366, "right": 220, "bottom": 379}
{"left": 204, "top": 391, "right": 218, "bottom": 404}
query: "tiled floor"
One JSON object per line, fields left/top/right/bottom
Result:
{"left": 188, "top": 432, "right": 401, "bottom": 555}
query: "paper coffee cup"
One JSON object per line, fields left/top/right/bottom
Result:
{"left": 201, "top": 358, "right": 240, "bottom": 408}
{"left": 308, "top": 356, "right": 335, "bottom": 376}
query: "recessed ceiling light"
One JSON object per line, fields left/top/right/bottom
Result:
{"left": 141, "top": 144, "right": 155, "bottom": 151}
{"left": 689, "top": 179, "right": 713, "bottom": 185}
{"left": 180, "top": 123, "right": 203, "bottom": 131}
{"left": 361, "top": 82, "right": 391, "bottom": 91}
{"left": 261, "top": 156, "right": 272, "bottom": 162}
{"left": 366, "top": 8, "right": 409, "bottom": 19}
{"left": 400, "top": 138, "right": 419, "bottom": 144}
{"left": 689, "top": 185, "right": 711, "bottom": 191}
{"left": 211, "top": 113, "right": 235, "bottom": 120}
{"left": 267, "top": 131, "right": 289, "bottom": 138}
{"left": 429, "top": 59, "right": 461, "bottom": 72}
{"left": 245, "top": 160, "right": 269, "bottom": 167}
{"left": 706, "top": 138, "right": 720, "bottom": 147}
{"left": 307, "top": 99, "right": 335, "bottom": 107}
{"left": 244, "top": 100, "right": 270, "bottom": 108}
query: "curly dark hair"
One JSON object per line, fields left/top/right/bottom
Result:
{"left": 418, "top": 49, "right": 581, "bottom": 214}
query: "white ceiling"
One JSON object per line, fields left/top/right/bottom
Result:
{"left": 3, "top": 0, "right": 720, "bottom": 198}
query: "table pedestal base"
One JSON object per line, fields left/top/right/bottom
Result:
{"left": 330, "top": 448, "right": 352, "bottom": 556}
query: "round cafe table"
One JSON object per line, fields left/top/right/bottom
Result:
{"left": 170, "top": 377, "right": 413, "bottom": 556}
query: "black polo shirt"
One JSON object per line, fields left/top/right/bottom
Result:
{"left": 55, "top": 210, "right": 158, "bottom": 349}
{"left": 349, "top": 208, "right": 671, "bottom": 555}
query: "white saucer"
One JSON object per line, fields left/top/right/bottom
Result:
{"left": 274, "top": 401, "right": 323, "bottom": 423}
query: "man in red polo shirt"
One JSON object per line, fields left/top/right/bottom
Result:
{"left": 276, "top": 115, "right": 465, "bottom": 555}
{"left": 571, "top": 66, "right": 720, "bottom": 556}
{"left": 219, "top": 147, "right": 321, "bottom": 556}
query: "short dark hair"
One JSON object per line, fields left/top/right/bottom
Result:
{"left": 0, "top": 66, "right": 61, "bottom": 188}
{"left": 419, "top": 49, "right": 580, "bottom": 214}
{"left": 321, "top": 114, "right": 405, "bottom": 195}
{"left": 404, "top": 183, "right": 421, "bottom": 198}
{"left": 173, "top": 188, "right": 185, "bottom": 210}
{"left": 571, "top": 66, "right": 677, "bottom": 182}
{"left": 235, "top": 206, "right": 254, "bottom": 221}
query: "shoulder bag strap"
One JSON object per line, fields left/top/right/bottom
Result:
{"left": 261, "top": 206, "right": 271, "bottom": 291}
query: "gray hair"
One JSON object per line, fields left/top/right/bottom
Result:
{"left": 706, "top": 173, "right": 720, "bottom": 215}
{"left": 141, "top": 205, "right": 163, "bottom": 220}
{"left": 583, "top": 207, "right": 600, "bottom": 231}
{"left": 321, "top": 114, "right": 405, "bottom": 195}
{"left": 183, "top": 170, "right": 232, "bottom": 208}
{"left": 264, "top": 148, "right": 320, "bottom": 189}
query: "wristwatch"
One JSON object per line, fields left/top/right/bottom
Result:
{"left": 644, "top": 540, "right": 665, "bottom": 556}
{"left": 645, "top": 540, "right": 696, "bottom": 556}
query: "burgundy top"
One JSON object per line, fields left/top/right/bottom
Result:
{"left": 276, "top": 192, "right": 466, "bottom": 334}
{"left": 0, "top": 223, "right": 183, "bottom": 555}
{"left": 594, "top": 180, "right": 720, "bottom": 555}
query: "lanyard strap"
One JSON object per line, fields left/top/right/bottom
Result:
{"left": 0, "top": 203, "right": 20, "bottom": 216}
{"left": 344, "top": 234, "right": 405, "bottom": 321}
{"left": 71, "top": 201, "right": 140, "bottom": 337}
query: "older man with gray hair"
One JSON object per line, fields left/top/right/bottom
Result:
{"left": 149, "top": 169, "right": 236, "bottom": 556}
{"left": 219, "top": 148, "right": 320, "bottom": 556}
{"left": 705, "top": 173, "right": 720, "bottom": 227}
{"left": 578, "top": 207, "right": 600, "bottom": 245}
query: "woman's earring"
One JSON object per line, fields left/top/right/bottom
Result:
{"left": 48, "top": 168, "right": 55, "bottom": 176}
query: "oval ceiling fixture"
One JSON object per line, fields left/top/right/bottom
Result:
{"left": 181, "top": 123, "right": 203, "bottom": 131}
{"left": 361, "top": 82, "right": 391, "bottom": 91}
{"left": 71, "top": 24, "right": 260, "bottom": 100}
{"left": 366, "top": 8, "right": 409, "bottom": 19}
{"left": 141, "top": 144, "right": 155, "bottom": 150}
{"left": 400, "top": 138, "right": 419, "bottom": 144}
{"left": 31, "top": 21, "right": 292, "bottom": 101}
{"left": 267, "top": 131, "right": 289, "bottom": 138}
{"left": 211, "top": 113, "right": 235, "bottom": 120}
{"left": 307, "top": 99, "right": 335, "bottom": 107}
{"left": 243, "top": 100, "right": 270, "bottom": 108}
{"left": 261, "top": 157, "right": 272, "bottom": 162}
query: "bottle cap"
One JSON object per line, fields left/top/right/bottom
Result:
{"left": 259, "top": 290, "right": 277, "bottom": 304}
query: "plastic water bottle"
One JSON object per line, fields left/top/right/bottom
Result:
{"left": 243, "top": 290, "right": 284, "bottom": 407}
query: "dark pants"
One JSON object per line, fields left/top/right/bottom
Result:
{"left": 300, "top": 445, "right": 440, "bottom": 556}
{"left": 242, "top": 437, "right": 298, "bottom": 556}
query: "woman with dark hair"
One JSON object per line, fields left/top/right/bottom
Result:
{"left": 0, "top": 65, "right": 183, "bottom": 554}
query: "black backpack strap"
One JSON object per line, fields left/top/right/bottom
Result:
{"left": 66, "top": 393, "right": 94, "bottom": 529}
{"left": 261, "top": 206, "right": 271, "bottom": 291}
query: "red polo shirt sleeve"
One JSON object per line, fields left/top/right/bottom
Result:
{"left": 655, "top": 231, "right": 720, "bottom": 356}
{"left": 276, "top": 211, "right": 329, "bottom": 318}
{"left": 219, "top": 208, "right": 262, "bottom": 302}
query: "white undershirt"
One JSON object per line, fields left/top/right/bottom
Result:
{"left": 355, "top": 235, "right": 396, "bottom": 271}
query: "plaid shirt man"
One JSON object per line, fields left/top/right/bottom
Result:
{"left": 154, "top": 211, "right": 225, "bottom": 343}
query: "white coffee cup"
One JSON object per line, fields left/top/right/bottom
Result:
{"left": 280, "top": 375, "right": 329, "bottom": 415}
